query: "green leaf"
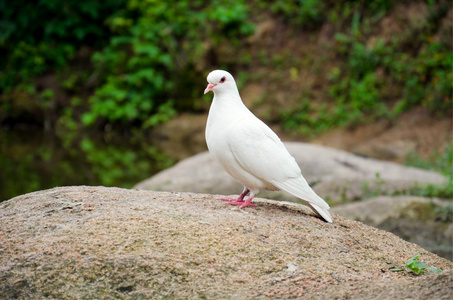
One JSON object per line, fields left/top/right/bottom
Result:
{"left": 81, "top": 112, "right": 96, "bottom": 126}
{"left": 390, "top": 268, "right": 403, "bottom": 272}
{"left": 405, "top": 254, "right": 420, "bottom": 266}
{"left": 426, "top": 267, "right": 442, "bottom": 274}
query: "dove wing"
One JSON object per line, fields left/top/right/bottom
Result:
{"left": 227, "top": 117, "right": 330, "bottom": 211}
{"left": 227, "top": 118, "right": 301, "bottom": 182}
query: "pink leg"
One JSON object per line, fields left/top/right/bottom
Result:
{"left": 220, "top": 188, "right": 256, "bottom": 207}
{"left": 237, "top": 196, "right": 256, "bottom": 208}
{"left": 220, "top": 188, "right": 249, "bottom": 202}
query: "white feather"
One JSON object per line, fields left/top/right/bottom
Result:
{"left": 205, "top": 70, "right": 332, "bottom": 223}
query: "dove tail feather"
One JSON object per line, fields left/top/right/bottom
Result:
{"left": 272, "top": 177, "right": 332, "bottom": 223}
{"left": 307, "top": 203, "right": 333, "bottom": 223}
{"left": 273, "top": 177, "right": 329, "bottom": 209}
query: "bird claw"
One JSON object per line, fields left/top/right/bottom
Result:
{"left": 220, "top": 198, "right": 237, "bottom": 202}
{"left": 219, "top": 192, "right": 256, "bottom": 208}
{"left": 226, "top": 201, "right": 256, "bottom": 208}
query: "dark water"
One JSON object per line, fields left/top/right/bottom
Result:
{"left": 0, "top": 128, "right": 178, "bottom": 202}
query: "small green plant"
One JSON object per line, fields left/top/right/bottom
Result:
{"left": 391, "top": 255, "right": 442, "bottom": 275}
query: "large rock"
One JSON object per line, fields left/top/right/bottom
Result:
{"left": 332, "top": 196, "right": 453, "bottom": 260}
{"left": 1, "top": 186, "right": 452, "bottom": 299}
{"left": 134, "top": 142, "right": 446, "bottom": 204}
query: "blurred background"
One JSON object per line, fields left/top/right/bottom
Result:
{"left": 0, "top": 0, "right": 451, "bottom": 203}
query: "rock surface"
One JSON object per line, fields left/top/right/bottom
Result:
{"left": 1, "top": 186, "right": 452, "bottom": 299}
{"left": 134, "top": 142, "right": 446, "bottom": 204}
{"left": 332, "top": 196, "right": 453, "bottom": 260}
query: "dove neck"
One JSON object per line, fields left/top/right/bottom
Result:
{"left": 212, "top": 91, "right": 248, "bottom": 112}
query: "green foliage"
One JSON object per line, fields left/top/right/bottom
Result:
{"left": 259, "top": 0, "right": 395, "bottom": 30}
{"left": 405, "top": 183, "right": 453, "bottom": 201}
{"left": 283, "top": 2, "right": 452, "bottom": 134}
{"left": 1, "top": 0, "right": 451, "bottom": 132}
{"left": 0, "top": 0, "right": 126, "bottom": 92}
{"left": 82, "top": 0, "right": 254, "bottom": 127}
{"left": 330, "top": 68, "right": 386, "bottom": 126}
{"left": 329, "top": 1, "right": 452, "bottom": 125}
{"left": 404, "top": 143, "right": 453, "bottom": 199}
{"left": 261, "top": 0, "right": 325, "bottom": 28}
{"left": 391, "top": 255, "right": 442, "bottom": 275}
{"left": 386, "top": 41, "right": 452, "bottom": 116}
{"left": 278, "top": 1, "right": 450, "bottom": 136}
{"left": 279, "top": 98, "right": 334, "bottom": 137}
{"left": 330, "top": 36, "right": 452, "bottom": 123}
{"left": 408, "top": 143, "right": 452, "bottom": 180}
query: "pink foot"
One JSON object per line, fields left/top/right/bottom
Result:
{"left": 220, "top": 197, "right": 255, "bottom": 206}
{"left": 226, "top": 201, "right": 256, "bottom": 207}
{"left": 220, "top": 188, "right": 249, "bottom": 202}
{"left": 220, "top": 197, "right": 241, "bottom": 202}
{"left": 219, "top": 188, "right": 256, "bottom": 208}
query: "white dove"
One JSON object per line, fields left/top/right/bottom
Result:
{"left": 204, "top": 70, "right": 332, "bottom": 223}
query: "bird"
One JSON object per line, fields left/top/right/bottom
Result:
{"left": 204, "top": 70, "right": 332, "bottom": 223}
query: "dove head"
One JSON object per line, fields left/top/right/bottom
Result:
{"left": 204, "top": 70, "right": 238, "bottom": 95}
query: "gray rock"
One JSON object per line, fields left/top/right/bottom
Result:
{"left": 134, "top": 142, "right": 446, "bottom": 204}
{"left": 1, "top": 186, "right": 452, "bottom": 299}
{"left": 332, "top": 196, "right": 453, "bottom": 260}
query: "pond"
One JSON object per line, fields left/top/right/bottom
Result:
{"left": 0, "top": 128, "right": 188, "bottom": 202}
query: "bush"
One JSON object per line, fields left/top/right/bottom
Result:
{"left": 328, "top": 0, "right": 451, "bottom": 126}
{"left": 0, "top": 0, "right": 126, "bottom": 92}
{"left": 82, "top": 0, "right": 254, "bottom": 127}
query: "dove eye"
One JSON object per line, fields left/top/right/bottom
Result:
{"left": 219, "top": 76, "right": 226, "bottom": 83}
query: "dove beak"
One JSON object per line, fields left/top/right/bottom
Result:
{"left": 204, "top": 83, "right": 216, "bottom": 94}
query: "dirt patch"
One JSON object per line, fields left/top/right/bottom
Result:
{"left": 1, "top": 186, "right": 451, "bottom": 298}
{"left": 312, "top": 107, "right": 452, "bottom": 161}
